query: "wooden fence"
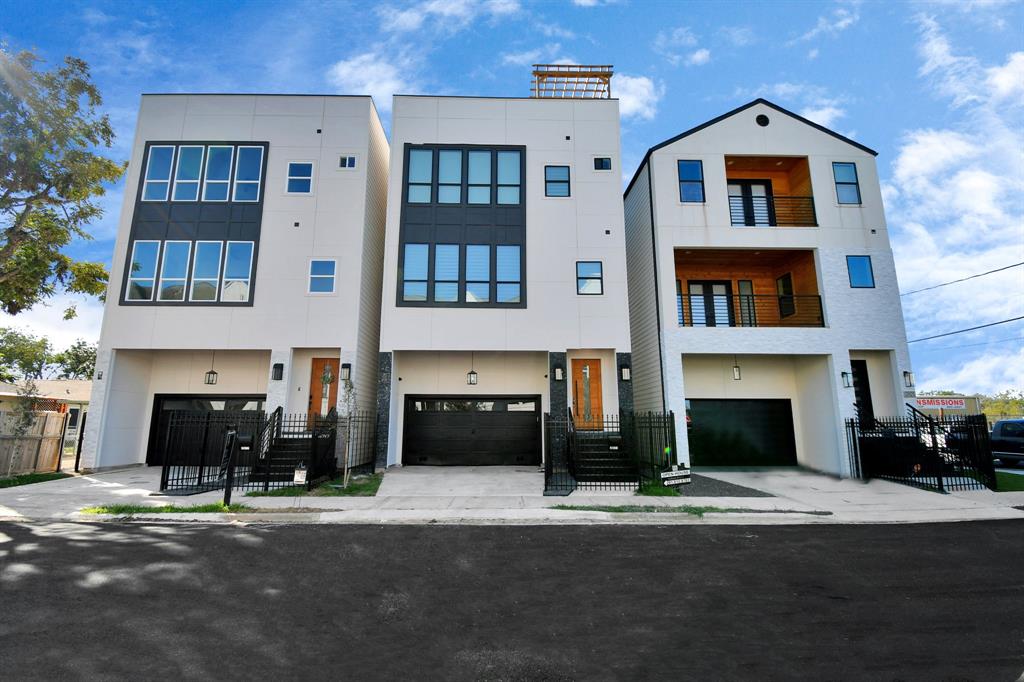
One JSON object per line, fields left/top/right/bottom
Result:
{"left": 0, "top": 411, "right": 68, "bottom": 478}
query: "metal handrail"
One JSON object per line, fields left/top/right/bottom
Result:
{"left": 728, "top": 194, "right": 817, "bottom": 227}
{"left": 676, "top": 293, "right": 824, "bottom": 328}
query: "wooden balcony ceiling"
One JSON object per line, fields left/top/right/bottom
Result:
{"left": 675, "top": 248, "right": 813, "bottom": 268}
{"left": 725, "top": 156, "right": 806, "bottom": 172}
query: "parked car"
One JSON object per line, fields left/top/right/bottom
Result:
{"left": 991, "top": 419, "right": 1024, "bottom": 467}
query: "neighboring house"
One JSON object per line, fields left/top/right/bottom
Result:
{"left": 624, "top": 99, "right": 913, "bottom": 475}
{"left": 0, "top": 379, "right": 90, "bottom": 448}
{"left": 375, "top": 76, "right": 632, "bottom": 467}
{"left": 80, "top": 94, "right": 389, "bottom": 471}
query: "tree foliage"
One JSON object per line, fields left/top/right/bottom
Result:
{"left": 980, "top": 390, "right": 1024, "bottom": 419}
{"left": 0, "top": 48, "right": 125, "bottom": 317}
{"left": 0, "top": 327, "right": 51, "bottom": 380}
{"left": 53, "top": 338, "right": 96, "bottom": 379}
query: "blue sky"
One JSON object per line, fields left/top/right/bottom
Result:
{"left": 2, "top": 0, "right": 1022, "bottom": 394}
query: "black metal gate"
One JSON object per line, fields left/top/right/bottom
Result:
{"left": 846, "top": 409, "right": 996, "bottom": 492}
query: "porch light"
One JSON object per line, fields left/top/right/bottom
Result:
{"left": 553, "top": 364, "right": 565, "bottom": 381}
{"left": 619, "top": 364, "right": 631, "bottom": 381}
{"left": 732, "top": 355, "right": 741, "bottom": 381}
{"left": 467, "top": 352, "right": 478, "bottom": 385}
{"left": 841, "top": 371, "right": 852, "bottom": 388}
{"left": 903, "top": 371, "right": 915, "bottom": 388}
{"left": 340, "top": 363, "right": 352, "bottom": 382}
{"left": 271, "top": 363, "right": 284, "bottom": 381}
{"left": 205, "top": 351, "right": 218, "bottom": 385}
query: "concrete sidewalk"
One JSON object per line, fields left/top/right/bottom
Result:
{"left": 1, "top": 465, "right": 1022, "bottom": 525}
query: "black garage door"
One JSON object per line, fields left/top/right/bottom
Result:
{"left": 688, "top": 399, "right": 798, "bottom": 466}
{"left": 403, "top": 396, "right": 542, "bottom": 465}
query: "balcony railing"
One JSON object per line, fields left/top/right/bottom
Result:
{"left": 728, "top": 195, "right": 817, "bottom": 227}
{"left": 677, "top": 293, "right": 824, "bottom": 328}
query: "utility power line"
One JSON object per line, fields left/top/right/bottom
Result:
{"left": 917, "top": 335, "right": 1023, "bottom": 352}
{"left": 900, "top": 261, "right": 1024, "bottom": 296}
{"left": 907, "top": 316, "right": 1024, "bottom": 343}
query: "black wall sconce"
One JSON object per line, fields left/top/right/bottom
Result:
{"left": 732, "top": 355, "right": 741, "bottom": 381}
{"left": 553, "top": 364, "right": 565, "bottom": 381}
{"left": 341, "top": 363, "right": 352, "bottom": 382}
{"left": 841, "top": 371, "right": 852, "bottom": 388}
{"left": 467, "top": 352, "right": 478, "bottom": 385}
{"left": 271, "top": 363, "right": 284, "bottom": 381}
{"left": 903, "top": 371, "right": 915, "bottom": 388}
{"left": 619, "top": 364, "right": 631, "bottom": 381}
{"left": 204, "top": 351, "right": 218, "bottom": 385}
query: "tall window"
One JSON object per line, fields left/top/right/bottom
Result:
{"left": 221, "top": 242, "right": 254, "bottom": 301}
{"left": 402, "top": 243, "right": 429, "bottom": 301}
{"left": 142, "top": 146, "right": 174, "bottom": 201}
{"left": 126, "top": 241, "right": 160, "bottom": 300}
{"left": 833, "top": 162, "right": 861, "bottom": 204}
{"left": 408, "top": 149, "right": 433, "bottom": 203}
{"left": 577, "top": 261, "right": 604, "bottom": 295}
{"left": 466, "top": 245, "right": 490, "bottom": 303}
{"left": 308, "top": 260, "right": 336, "bottom": 293}
{"left": 233, "top": 146, "right": 264, "bottom": 202}
{"left": 203, "top": 146, "right": 233, "bottom": 201}
{"left": 677, "top": 160, "right": 705, "bottom": 203}
{"left": 434, "top": 244, "right": 459, "bottom": 302}
{"left": 467, "top": 151, "right": 491, "bottom": 204}
{"left": 190, "top": 242, "right": 223, "bottom": 301}
{"left": 496, "top": 245, "right": 521, "bottom": 303}
{"left": 172, "top": 146, "right": 204, "bottom": 201}
{"left": 286, "top": 162, "right": 314, "bottom": 194}
{"left": 847, "top": 255, "right": 875, "bottom": 288}
{"left": 545, "top": 165, "right": 570, "bottom": 197}
{"left": 438, "top": 150, "right": 462, "bottom": 203}
{"left": 496, "top": 150, "right": 521, "bottom": 204}
{"left": 776, "top": 273, "right": 795, "bottom": 318}
{"left": 158, "top": 241, "right": 191, "bottom": 301}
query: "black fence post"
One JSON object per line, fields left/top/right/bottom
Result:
{"left": 196, "top": 411, "right": 211, "bottom": 490}
{"left": 222, "top": 428, "right": 237, "bottom": 506}
{"left": 74, "top": 411, "right": 87, "bottom": 473}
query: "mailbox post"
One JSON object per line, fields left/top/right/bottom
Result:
{"left": 222, "top": 430, "right": 254, "bottom": 506}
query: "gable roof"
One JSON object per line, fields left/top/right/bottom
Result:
{"left": 624, "top": 98, "right": 878, "bottom": 198}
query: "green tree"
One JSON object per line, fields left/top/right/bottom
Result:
{"left": 980, "top": 390, "right": 1024, "bottom": 419}
{"left": 0, "top": 48, "right": 125, "bottom": 318}
{"left": 53, "top": 338, "right": 96, "bottom": 379}
{"left": 0, "top": 327, "right": 52, "bottom": 380}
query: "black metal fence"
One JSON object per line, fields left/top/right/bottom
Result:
{"left": 846, "top": 412, "right": 996, "bottom": 492}
{"left": 677, "top": 293, "right": 824, "bottom": 328}
{"left": 544, "top": 410, "right": 676, "bottom": 494}
{"left": 160, "top": 408, "right": 377, "bottom": 494}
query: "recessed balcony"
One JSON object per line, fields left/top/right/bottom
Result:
{"left": 725, "top": 156, "right": 816, "bottom": 227}
{"left": 675, "top": 249, "right": 824, "bottom": 328}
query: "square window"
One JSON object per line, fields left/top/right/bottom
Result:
{"left": 847, "top": 255, "right": 875, "bottom": 288}
{"left": 309, "top": 259, "right": 336, "bottom": 294}
{"left": 545, "top": 165, "right": 570, "bottom": 197}
{"left": 339, "top": 155, "right": 357, "bottom": 169}
{"left": 594, "top": 157, "right": 612, "bottom": 171}
{"left": 287, "top": 162, "right": 314, "bottom": 194}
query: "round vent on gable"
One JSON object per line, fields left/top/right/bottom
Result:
{"left": 756, "top": 114, "right": 770, "bottom": 127}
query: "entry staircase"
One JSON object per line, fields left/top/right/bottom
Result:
{"left": 573, "top": 429, "right": 639, "bottom": 482}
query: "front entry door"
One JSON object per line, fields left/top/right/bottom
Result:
{"left": 688, "top": 281, "right": 734, "bottom": 327}
{"left": 850, "top": 359, "right": 875, "bottom": 425}
{"left": 309, "top": 358, "right": 340, "bottom": 421}
{"left": 571, "top": 359, "right": 604, "bottom": 429}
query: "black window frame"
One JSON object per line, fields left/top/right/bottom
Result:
{"left": 833, "top": 162, "right": 862, "bottom": 205}
{"left": 544, "top": 165, "right": 571, "bottom": 198}
{"left": 593, "top": 157, "right": 612, "bottom": 171}
{"left": 846, "top": 255, "right": 875, "bottom": 288}
{"left": 576, "top": 261, "right": 604, "bottom": 296}
{"left": 677, "top": 160, "right": 705, "bottom": 203}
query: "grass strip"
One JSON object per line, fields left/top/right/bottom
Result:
{"left": 635, "top": 483, "right": 680, "bottom": 497}
{"left": 996, "top": 471, "right": 1024, "bottom": 492}
{"left": 0, "top": 472, "right": 72, "bottom": 488}
{"left": 82, "top": 502, "right": 253, "bottom": 515}
{"left": 551, "top": 504, "right": 831, "bottom": 518}
{"left": 246, "top": 473, "right": 383, "bottom": 498}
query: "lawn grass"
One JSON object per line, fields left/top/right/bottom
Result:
{"left": 82, "top": 502, "right": 253, "bottom": 515}
{"left": 551, "top": 504, "right": 831, "bottom": 518}
{"left": 636, "top": 483, "right": 680, "bottom": 497}
{"left": 245, "top": 473, "right": 383, "bottom": 498}
{"left": 996, "top": 471, "right": 1024, "bottom": 492}
{"left": 0, "top": 472, "right": 72, "bottom": 489}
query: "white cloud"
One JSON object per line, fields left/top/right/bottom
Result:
{"left": 790, "top": 7, "right": 858, "bottom": 44}
{"left": 986, "top": 52, "right": 1024, "bottom": 104}
{"left": 719, "top": 26, "right": 755, "bottom": 47}
{"left": 917, "top": 346, "right": 1024, "bottom": 395}
{"left": 501, "top": 43, "right": 574, "bottom": 66}
{"left": 654, "top": 26, "right": 700, "bottom": 66}
{"left": 738, "top": 82, "right": 848, "bottom": 128}
{"left": 807, "top": 48, "right": 819, "bottom": 60}
{"left": 0, "top": 296, "right": 105, "bottom": 350}
{"left": 686, "top": 48, "right": 711, "bottom": 66}
{"left": 378, "top": 0, "right": 520, "bottom": 33}
{"left": 615, "top": 74, "right": 664, "bottom": 121}
{"left": 799, "top": 104, "right": 845, "bottom": 128}
{"left": 326, "top": 52, "right": 416, "bottom": 111}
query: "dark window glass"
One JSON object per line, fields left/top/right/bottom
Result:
{"left": 496, "top": 245, "right": 521, "bottom": 303}
{"left": 438, "top": 150, "right": 462, "bottom": 204}
{"left": 143, "top": 146, "right": 174, "bottom": 201}
{"left": 233, "top": 147, "right": 263, "bottom": 202}
{"left": 497, "top": 151, "right": 521, "bottom": 205}
{"left": 203, "top": 146, "right": 232, "bottom": 201}
{"left": 158, "top": 241, "right": 191, "bottom": 301}
{"left": 222, "top": 242, "right": 254, "bottom": 302}
{"left": 545, "top": 165, "right": 570, "bottom": 197}
{"left": 173, "top": 146, "right": 204, "bottom": 201}
{"left": 466, "top": 245, "right": 490, "bottom": 303}
{"left": 833, "top": 162, "right": 861, "bottom": 204}
{"left": 408, "top": 149, "right": 433, "bottom": 203}
{"left": 403, "top": 243, "right": 429, "bottom": 301}
{"left": 433, "top": 244, "right": 459, "bottom": 302}
{"left": 126, "top": 241, "right": 160, "bottom": 300}
{"left": 190, "top": 241, "right": 222, "bottom": 301}
{"left": 847, "top": 255, "right": 875, "bottom": 288}
{"left": 467, "top": 150, "right": 491, "bottom": 204}
{"left": 287, "top": 162, "right": 314, "bottom": 194}
{"left": 577, "top": 261, "right": 603, "bottom": 295}
{"left": 594, "top": 157, "right": 612, "bottom": 171}
{"left": 677, "top": 160, "right": 705, "bottom": 203}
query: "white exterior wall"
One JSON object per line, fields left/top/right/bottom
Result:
{"left": 630, "top": 101, "right": 912, "bottom": 475}
{"left": 82, "top": 95, "right": 388, "bottom": 469}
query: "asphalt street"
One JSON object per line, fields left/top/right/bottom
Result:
{"left": 1, "top": 520, "right": 1022, "bottom": 681}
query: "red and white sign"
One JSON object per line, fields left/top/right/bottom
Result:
{"left": 916, "top": 397, "right": 966, "bottom": 409}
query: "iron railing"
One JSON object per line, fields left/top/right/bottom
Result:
{"left": 728, "top": 195, "right": 817, "bottom": 227}
{"left": 340, "top": 411, "right": 377, "bottom": 474}
{"left": 677, "top": 293, "right": 824, "bottom": 328}
{"left": 846, "top": 411, "right": 996, "bottom": 492}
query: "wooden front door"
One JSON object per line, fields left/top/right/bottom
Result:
{"left": 571, "top": 359, "right": 604, "bottom": 429}
{"left": 309, "top": 358, "right": 340, "bottom": 420}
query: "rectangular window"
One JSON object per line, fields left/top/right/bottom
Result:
{"left": 339, "top": 155, "right": 357, "bottom": 169}
{"left": 577, "top": 261, "right": 603, "bottom": 295}
{"left": 594, "top": 157, "right": 612, "bottom": 171}
{"left": 678, "top": 160, "right": 705, "bottom": 203}
{"left": 408, "top": 149, "right": 433, "bottom": 203}
{"left": 847, "top": 255, "right": 875, "bottom": 288}
{"left": 437, "top": 149, "right": 462, "bottom": 204}
{"left": 190, "top": 241, "right": 223, "bottom": 301}
{"left": 467, "top": 150, "right": 491, "bottom": 204}
{"left": 126, "top": 240, "right": 161, "bottom": 300}
{"left": 497, "top": 150, "right": 521, "bottom": 204}
{"left": 157, "top": 241, "right": 191, "bottom": 301}
{"left": 221, "top": 241, "right": 254, "bottom": 301}
{"left": 172, "top": 146, "right": 204, "bottom": 201}
{"left": 776, "top": 273, "right": 795, "bottom": 318}
{"left": 496, "top": 245, "right": 521, "bottom": 303}
{"left": 402, "top": 243, "right": 429, "bottom": 301}
{"left": 233, "top": 146, "right": 264, "bottom": 202}
{"left": 465, "top": 245, "right": 490, "bottom": 303}
{"left": 68, "top": 407, "right": 80, "bottom": 428}
{"left": 287, "top": 162, "right": 314, "bottom": 194}
{"left": 308, "top": 259, "right": 336, "bottom": 294}
{"left": 142, "top": 146, "right": 174, "bottom": 201}
{"left": 833, "top": 162, "right": 861, "bottom": 204}
{"left": 544, "top": 165, "right": 570, "bottom": 197}
{"left": 433, "top": 244, "right": 460, "bottom": 302}
{"left": 202, "top": 146, "right": 233, "bottom": 201}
